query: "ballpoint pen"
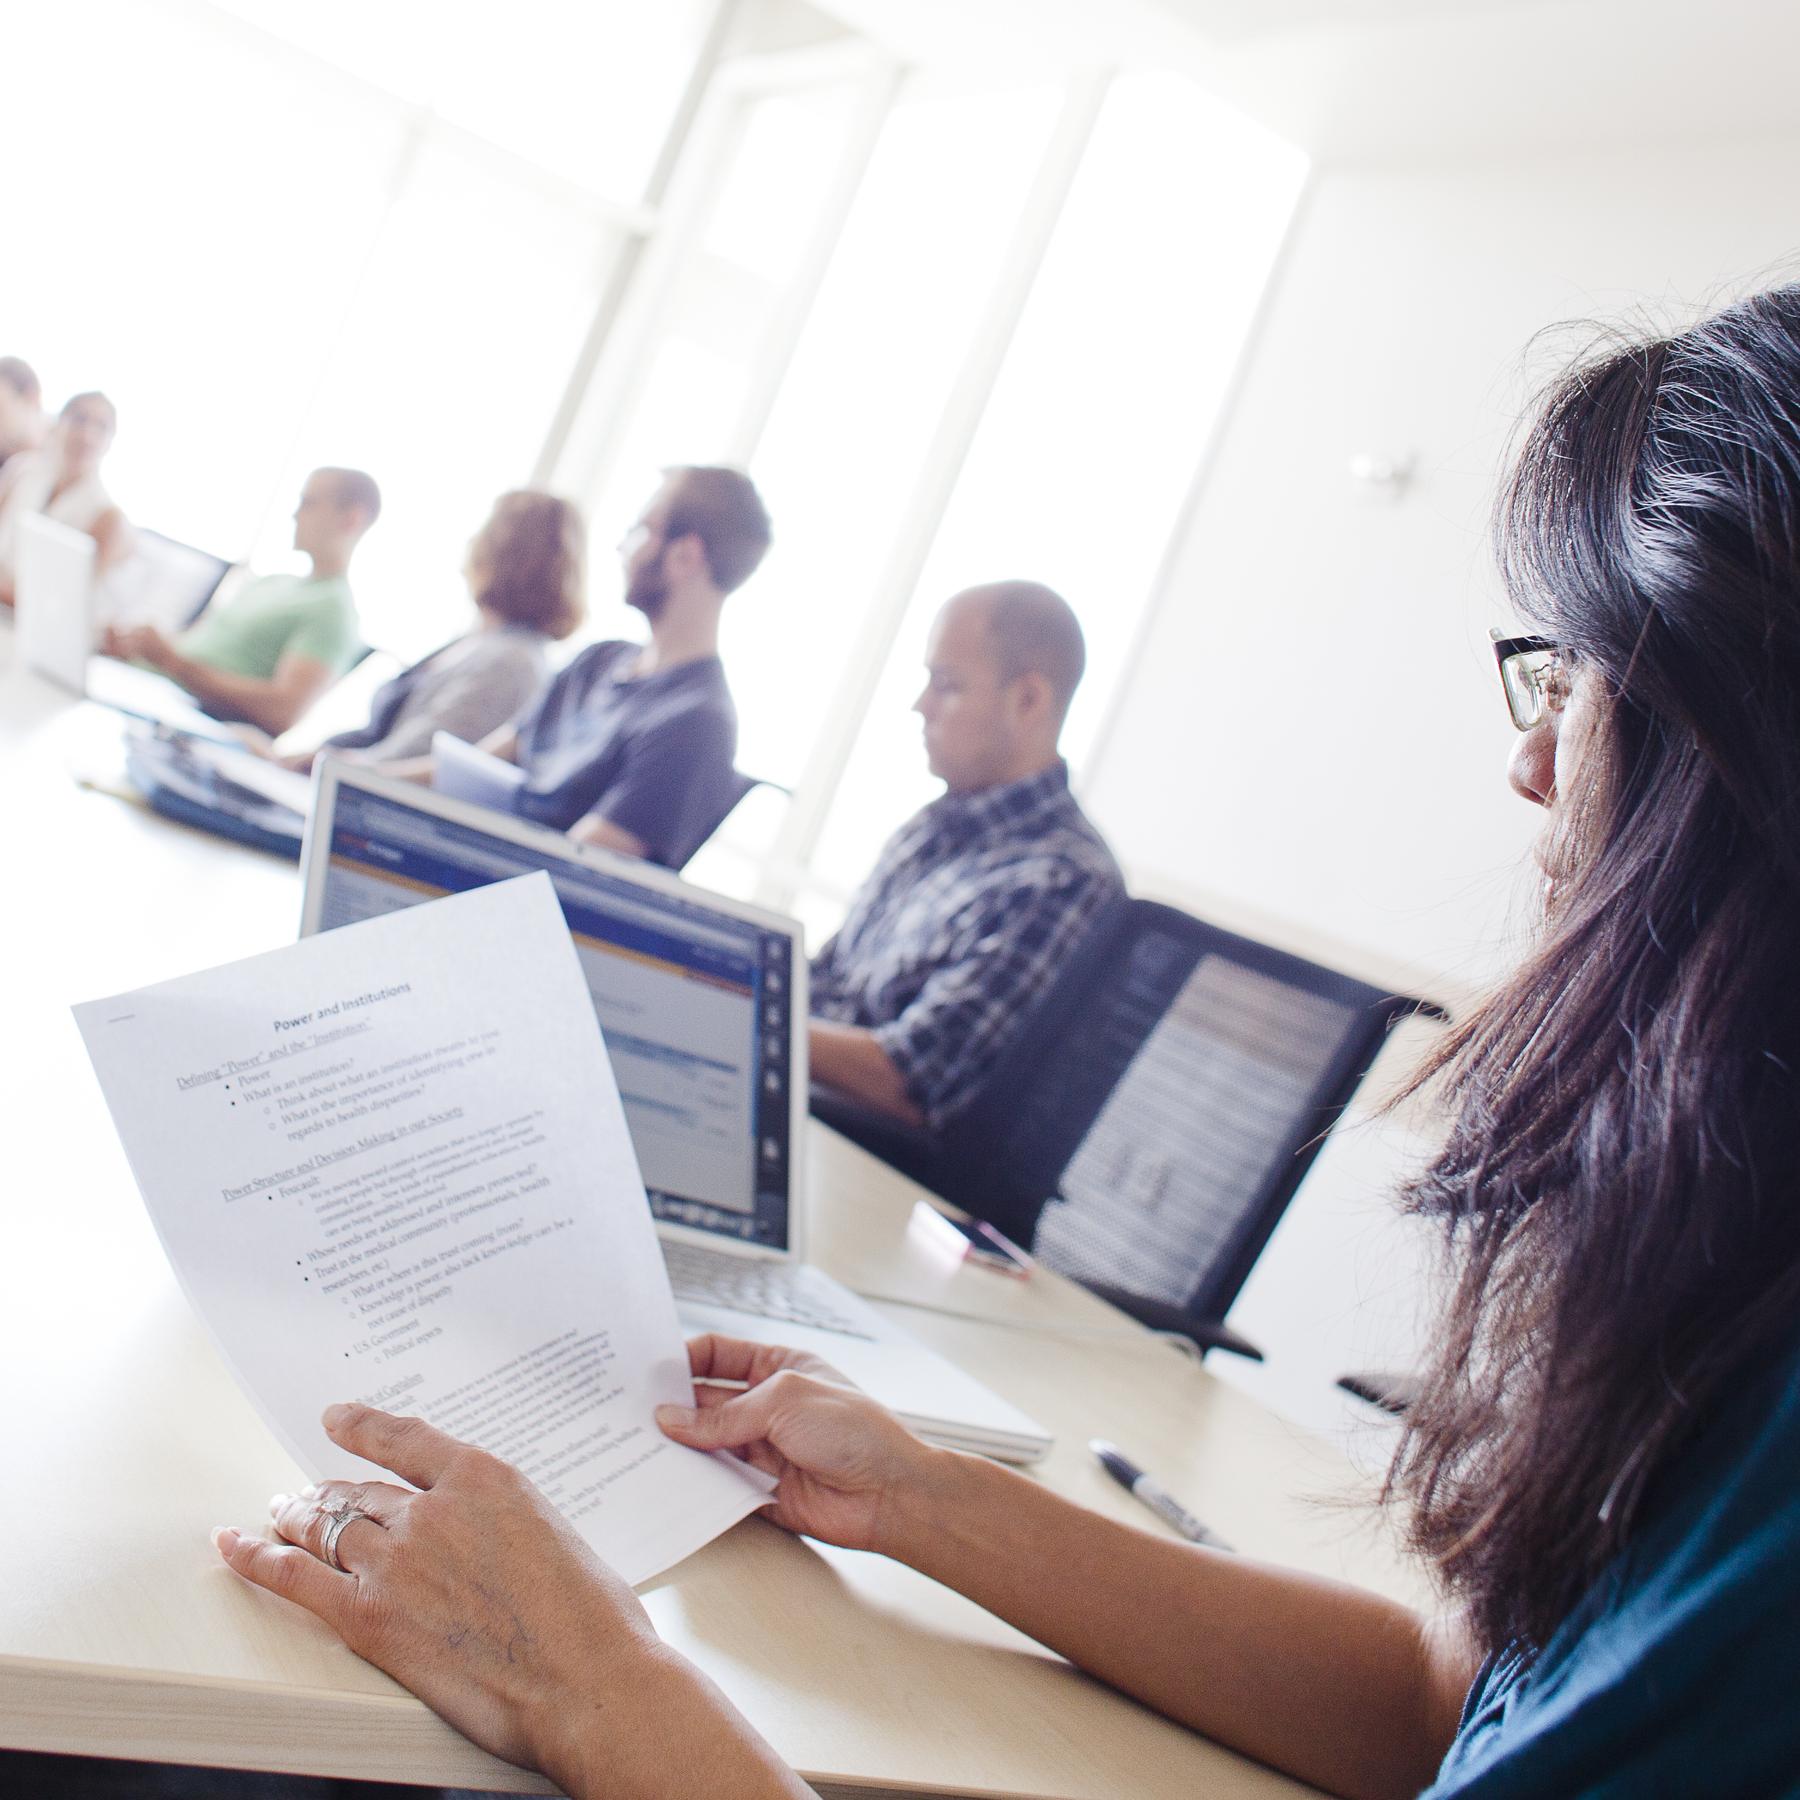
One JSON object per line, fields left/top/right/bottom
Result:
{"left": 1090, "top": 1438, "right": 1236, "bottom": 1552}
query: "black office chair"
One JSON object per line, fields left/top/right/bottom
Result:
{"left": 813, "top": 897, "right": 1442, "bottom": 1358}
{"left": 674, "top": 771, "right": 790, "bottom": 875}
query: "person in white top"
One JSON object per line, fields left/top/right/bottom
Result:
{"left": 0, "top": 390, "right": 131, "bottom": 608}
{"left": 0, "top": 357, "right": 46, "bottom": 472}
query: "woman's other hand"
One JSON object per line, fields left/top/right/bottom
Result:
{"left": 213, "top": 1402, "right": 805, "bottom": 1800}
{"left": 657, "top": 1335, "right": 947, "bottom": 1554}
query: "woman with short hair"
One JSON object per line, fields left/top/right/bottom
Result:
{"left": 215, "top": 286, "right": 1800, "bottom": 1798}
{"left": 287, "top": 490, "right": 585, "bottom": 770}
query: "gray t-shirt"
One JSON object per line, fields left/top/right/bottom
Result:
{"left": 326, "top": 626, "right": 549, "bottom": 762}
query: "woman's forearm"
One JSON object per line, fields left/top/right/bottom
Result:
{"left": 881, "top": 1451, "right": 1473, "bottom": 1800}
{"left": 545, "top": 1645, "right": 811, "bottom": 1800}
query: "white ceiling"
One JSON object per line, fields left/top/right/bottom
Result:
{"left": 1140, "top": 0, "right": 1526, "bottom": 45}
{"left": 814, "top": 0, "right": 1800, "bottom": 161}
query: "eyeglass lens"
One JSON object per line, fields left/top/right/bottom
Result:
{"left": 1501, "top": 648, "right": 1559, "bottom": 731}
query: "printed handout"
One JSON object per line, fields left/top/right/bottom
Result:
{"left": 74, "top": 873, "right": 772, "bottom": 1585}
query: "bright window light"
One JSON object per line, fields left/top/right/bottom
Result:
{"left": 722, "top": 76, "right": 1066, "bottom": 792}
{"left": 805, "top": 74, "right": 1307, "bottom": 898}
{"left": 246, "top": 131, "right": 618, "bottom": 656}
{"left": 11, "top": 2, "right": 1305, "bottom": 927}
{"left": 574, "top": 73, "right": 872, "bottom": 592}
{"left": 210, "top": 0, "right": 717, "bottom": 203}
{"left": 6, "top": 0, "right": 707, "bottom": 664}
{"left": 4, "top": 0, "right": 404, "bottom": 557}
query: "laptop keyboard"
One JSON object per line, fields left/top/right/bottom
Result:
{"left": 663, "top": 1242, "right": 877, "bottom": 1341}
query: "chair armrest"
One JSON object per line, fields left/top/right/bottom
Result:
{"left": 808, "top": 1083, "right": 949, "bottom": 1196}
{"left": 1336, "top": 1370, "right": 1421, "bottom": 1414}
{"left": 1079, "top": 1282, "right": 1265, "bottom": 1362}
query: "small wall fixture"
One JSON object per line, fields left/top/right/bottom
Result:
{"left": 1347, "top": 451, "right": 1416, "bottom": 499}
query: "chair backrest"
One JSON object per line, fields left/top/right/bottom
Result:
{"left": 722, "top": 768, "right": 761, "bottom": 814}
{"left": 670, "top": 769, "right": 763, "bottom": 872}
{"left": 678, "top": 772, "right": 790, "bottom": 880}
{"left": 942, "top": 897, "right": 1432, "bottom": 1331}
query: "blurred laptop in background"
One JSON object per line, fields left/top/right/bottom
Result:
{"left": 15, "top": 511, "right": 231, "bottom": 736}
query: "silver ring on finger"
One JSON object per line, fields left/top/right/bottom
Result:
{"left": 320, "top": 1506, "right": 369, "bottom": 1572}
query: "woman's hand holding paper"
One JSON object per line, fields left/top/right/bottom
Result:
{"left": 213, "top": 1397, "right": 808, "bottom": 1800}
{"left": 655, "top": 1333, "right": 951, "bottom": 1555}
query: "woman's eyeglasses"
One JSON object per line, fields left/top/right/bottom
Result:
{"left": 1490, "top": 629, "right": 1570, "bottom": 733}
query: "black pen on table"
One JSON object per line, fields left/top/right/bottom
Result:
{"left": 1090, "top": 1439, "right": 1236, "bottom": 1552}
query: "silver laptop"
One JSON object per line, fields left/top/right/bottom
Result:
{"left": 298, "top": 761, "right": 1052, "bottom": 1463}
{"left": 16, "top": 512, "right": 97, "bottom": 694}
{"left": 16, "top": 511, "right": 230, "bottom": 736}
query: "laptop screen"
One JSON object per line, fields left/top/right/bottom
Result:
{"left": 303, "top": 770, "right": 797, "bottom": 1251}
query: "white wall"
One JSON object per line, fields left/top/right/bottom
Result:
{"left": 1083, "top": 135, "right": 1800, "bottom": 1435}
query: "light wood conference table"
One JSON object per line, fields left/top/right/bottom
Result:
{"left": 0, "top": 653, "right": 1422, "bottom": 1798}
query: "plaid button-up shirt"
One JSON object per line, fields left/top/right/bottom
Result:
{"left": 811, "top": 760, "right": 1123, "bottom": 1128}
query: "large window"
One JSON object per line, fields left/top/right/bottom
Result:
{"left": 252, "top": 128, "right": 626, "bottom": 653}
{"left": 619, "top": 59, "right": 1308, "bottom": 920}
{"left": 797, "top": 74, "right": 1307, "bottom": 913}
{"left": 9, "top": 2, "right": 1306, "bottom": 931}
{"left": 8, "top": 0, "right": 720, "bottom": 656}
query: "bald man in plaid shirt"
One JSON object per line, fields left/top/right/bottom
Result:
{"left": 809, "top": 582, "right": 1124, "bottom": 1129}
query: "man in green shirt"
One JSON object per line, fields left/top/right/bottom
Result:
{"left": 104, "top": 467, "right": 379, "bottom": 735}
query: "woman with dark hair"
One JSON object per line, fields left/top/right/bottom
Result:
{"left": 280, "top": 490, "right": 586, "bottom": 770}
{"left": 211, "top": 288, "right": 1800, "bottom": 1798}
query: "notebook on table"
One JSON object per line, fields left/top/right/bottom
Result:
{"left": 431, "top": 730, "right": 526, "bottom": 811}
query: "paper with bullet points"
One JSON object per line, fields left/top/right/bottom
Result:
{"left": 73, "top": 872, "right": 773, "bottom": 1585}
